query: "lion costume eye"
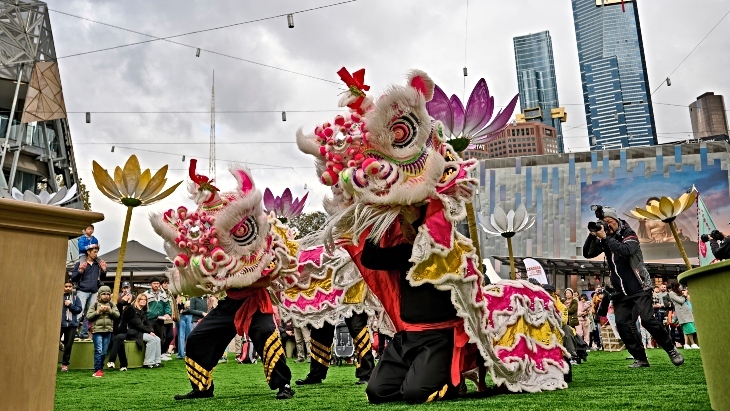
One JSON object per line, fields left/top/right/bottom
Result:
{"left": 230, "top": 216, "right": 259, "bottom": 246}
{"left": 390, "top": 113, "right": 420, "bottom": 148}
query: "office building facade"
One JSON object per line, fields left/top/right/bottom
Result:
{"left": 463, "top": 123, "right": 559, "bottom": 160}
{"left": 513, "top": 31, "right": 565, "bottom": 152}
{"left": 689, "top": 92, "right": 729, "bottom": 140}
{"left": 572, "top": 0, "right": 657, "bottom": 150}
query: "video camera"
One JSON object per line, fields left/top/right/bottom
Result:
{"left": 587, "top": 205, "right": 609, "bottom": 233}
{"left": 701, "top": 230, "right": 725, "bottom": 243}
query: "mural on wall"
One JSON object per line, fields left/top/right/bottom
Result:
{"left": 580, "top": 162, "right": 730, "bottom": 262}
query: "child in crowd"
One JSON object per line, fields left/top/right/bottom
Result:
{"left": 60, "top": 281, "right": 83, "bottom": 372}
{"left": 86, "top": 286, "right": 120, "bottom": 377}
{"left": 77, "top": 225, "right": 99, "bottom": 262}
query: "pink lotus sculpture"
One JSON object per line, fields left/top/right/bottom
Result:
{"left": 263, "top": 188, "right": 308, "bottom": 223}
{"left": 426, "top": 79, "right": 518, "bottom": 152}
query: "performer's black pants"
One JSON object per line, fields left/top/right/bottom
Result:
{"left": 613, "top": 290, "right": 674, "bottom": 361}
{"left": 366, "top": 329, "right": 456, "bottom": 404}
{"left": 184, "top": 298, "right": 290, "bottom": 392}
{"left": 307, "top": 312, "right": 375, "bottom": 381}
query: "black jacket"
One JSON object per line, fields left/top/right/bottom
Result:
{"left": 70, "top": 259, "right": 107, "bottom": 293}
{"left": 710, "top": 239, "right": 730, "bottom": 261}
{"left": 583, "top": 220, "right": 652, "bottom": 297}
{"left": 361, "top": 240, "right": 457, "bottom": 324}
{"left": 121, "top": 306, "right": 154, "bottom": 349}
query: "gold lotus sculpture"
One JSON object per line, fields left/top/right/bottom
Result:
{"left": 92, "top": 155, "right": 182, "bottom": 296}
{"left": 627, "top": 188, "right": 697, "bottom": 270}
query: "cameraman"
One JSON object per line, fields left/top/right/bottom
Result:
{"left": 583, "top": 206, "right": 684, "bottom": 368}
{"left": 701, "top": 230, "right": 730, "bottom": 261}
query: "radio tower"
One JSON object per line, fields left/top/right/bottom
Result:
{"left": 209, "top": 70, "right": 216, "bottom": 180}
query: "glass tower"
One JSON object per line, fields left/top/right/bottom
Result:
{"left": 513, "top": 31, "right": 564, "bottom": 152}
{"left": 572, "top": 0, "right": 657, "bottom": 150}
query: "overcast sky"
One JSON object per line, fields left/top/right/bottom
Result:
{"left": 45, "top": 0, "right": 730, "bottom": 253}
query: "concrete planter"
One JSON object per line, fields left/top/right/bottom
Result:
{"left": 678, "top": 260, "right": 730, "bottom": 411}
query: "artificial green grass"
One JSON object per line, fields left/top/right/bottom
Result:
{"left": 55, "top": 349, "right": 710, "bottom": 410}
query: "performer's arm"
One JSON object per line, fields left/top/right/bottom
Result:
{"left": 248, "top": 276, "right": 272, "bottom": 288}
{"left": 361, "top": 240, "right": 413, "bottom": 271}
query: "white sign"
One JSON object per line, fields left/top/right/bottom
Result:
{"left": 482, "top": 259, "right": 503, "bottom": 285}
{"left": 523, "top": 258, "right": 548, "bottom": 284}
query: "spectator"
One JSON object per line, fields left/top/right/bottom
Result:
{"left": 590, "top": 289, "right": 604, "bottom": 350}
{"left": 564, "top": 288, "right": 579, "bottom": 332}
{"left": 279, "top": 320, "right": 296, "bottom": 358}
{"left": 86, "top": 286, "right": 120, "bottom": 378}
{"left": 77, "top": 225, "right": 99, "bottom": 262}
{"left": 668, "top": 280, "right": 699, "bottom": 349}
{"left": 124, "top": 293, "right": 163, "bottom": 368}
{"left": 160, "top": 278, "right": 176, "bottom": 359}
{"left": 189, "top": 295, "right": 209, "bottom": 330}
{"left": 577, "top": 294, "right": 592, "bottom": 344}
{"left": 293, "top": 325, "right": 311, "bottom": 363}
{"left": 652, "top": 285, "right": 668, "bottom": 330}
{"left": 177, "top": 295, "right": 192, "bottom": 360}
{"left": 60, "top": 281, "right": 83, "bottom": 372}
{"left": 144, "top": 277, "right": 172, "bottom": 360}
{"left": 107, "top": 282, "right": 134, "bottom": 371}
{"left": 70, "top": 243, "right": 107, "bottom": 339}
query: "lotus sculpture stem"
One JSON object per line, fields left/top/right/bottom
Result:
{"left": 465, "top": 202, "right": 482, "bottom": 265}
{"left": 668, "top": 221, "right": 692, "bottom": 271}
{"left": 506, "top": 236, "right": 516, "bottom": 280}
{"left": 113, "top": 206, "right": 134, "bottom": 297}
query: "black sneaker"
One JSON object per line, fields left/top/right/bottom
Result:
{"left": 295, "top": 376, "right": 322, "bottom": 385}
{"left": 174, "top": 388, "right": 214, "bottom": 400}
{"left": 667, "top": 349, "right": 684, "bottom": 366}
{"left": 276, "top": 384, "right": 294, "bottom": 400}
{"left": 355, "top": 378, "right": 368, "bottom": 385}
{"left": 153, "top": 363, "right": 164, "bottom": 368}
{"left": 628, "top": 360, "right": 650, "bottom": 368}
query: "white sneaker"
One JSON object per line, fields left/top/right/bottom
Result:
{"left": 684, "top": 344, "right": 691, "bottom": 350}
{"left": 120, "top": 367, "right": 127, "bottom": 372}
{"left": 161, "top": 355, "right": 172, "bottom": 361}
{"left": 106, "top": 362, "right": 115, "bottom": 369}
{"left": 691, "top": 344, "right": 699, "bottom": 349}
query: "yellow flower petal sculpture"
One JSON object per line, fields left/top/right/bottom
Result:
{"left": 92, "top": 155, "right": 182, "bottom": 296}
{"left": 628, "top": 188, "right": 697, "bottom": 270}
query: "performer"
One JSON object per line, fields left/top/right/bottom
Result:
{"left": 296, "top": 68, "right": 568, "bottom": 404}
{"left": 151, "top": 160, "right": 300, "bottom": 400}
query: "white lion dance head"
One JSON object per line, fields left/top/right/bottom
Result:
{"left": 150, "top": 159, "right": 299, "bottom": 296}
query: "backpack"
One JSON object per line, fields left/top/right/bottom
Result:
{"left": 236, "top": 334, "right": 257, "bottom": 364}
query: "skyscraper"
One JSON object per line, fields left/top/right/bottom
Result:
{"left": 513, "top": 31, "right": 564, "bottom": 152}
{"left": 572, "top": 0, "right": 657, "bottom": 150}
{"left": 689, "top": 92, "right": 729, "bottom": 140}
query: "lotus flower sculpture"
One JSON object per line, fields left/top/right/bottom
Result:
{"left": 426, "top": 78, "right": 519, "bottom": 152}
{"left": 0, "top": 184, "right": 77, "bottom": 206}
{"left": 92, "top": 155, "right": 183, "bottom": 296}
{"left": 479, "top": 204, "right": 536, "bottom": 280}
{"left": 626, "top": 188, "right": 697, "bottom": 270}
{"left": 263, "top": 188, "right": 308, "bottom": 224}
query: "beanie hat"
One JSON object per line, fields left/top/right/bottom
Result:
{"left": 98, "top": 285, "right": 112, "bottom": 294}
{"left": 601, "top": 206, "right": 620, "bottom": 222}
{"left": 121, "top": 281, "right": 131, "bottom": 288}
{"left": 564, "top": 287, "right": 575, "bottom": 297}
{"left": 150, "top": 276, "right": 161, "bottom": 284}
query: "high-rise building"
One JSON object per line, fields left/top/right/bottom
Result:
{"left": 690, "top": 92, "right": 729, "bottom": 140}
{"left": 513, "top": 31, "right": 565, "bottom": 152}
{"left": 463, "top": 122, "right": 560, "bottom": 160}
{"left": 572, "top": 0, "right": 657, "bottom": 150}
{"left": 0, "top": 0, "right": 81, "bottom": 207}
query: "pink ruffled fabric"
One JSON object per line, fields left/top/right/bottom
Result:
{"left": 283, "top": 288, "right": 345, "bottom": 311}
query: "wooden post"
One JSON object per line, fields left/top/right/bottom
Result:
{"left": 0, "top": 199, "right": 103, "bottom": 411}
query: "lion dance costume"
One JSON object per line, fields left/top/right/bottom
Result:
{"left": 272, "top": 182, "right": 394, "bottom": 385}
{"left": 296, "top": 68, "right": 569, "bottom": 404}
{"left": 150, "top": 160, "right": 300, "bottom": 400}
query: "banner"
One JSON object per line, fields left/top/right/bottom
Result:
{"left": 523, "top": 258, "right": 548, "bottom": 284}
{"left": 698, "top": 194, "right": 718, "bottom": 266}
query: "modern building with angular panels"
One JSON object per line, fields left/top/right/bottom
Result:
{"left": 0, "top": 0, "right": 81, "bottom": 207}
{"left": 475, "top": 141, "right": 730, "bottom": 289}
{"left": 571, "top": 0, "right": 657, "bottom": 150}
